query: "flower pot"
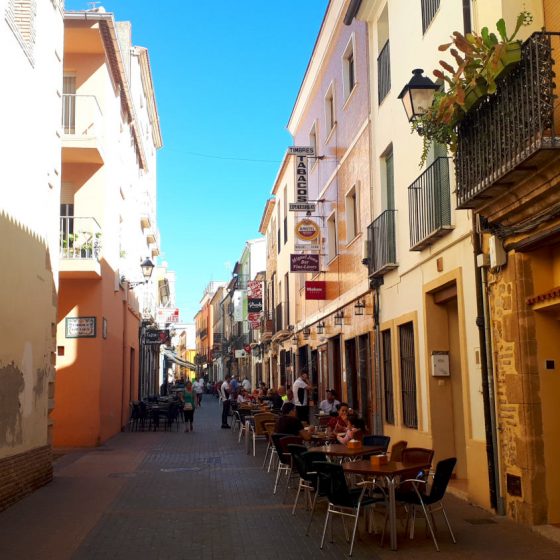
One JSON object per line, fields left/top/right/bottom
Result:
{"left": 463, "top": 80, "right": 488, "bottom": 113}
{"left": 483, "top": 41, "right": 522, "bottom": 84}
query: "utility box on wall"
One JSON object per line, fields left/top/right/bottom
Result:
{"left": 431, "top": 351, "right": 450, "bottom": 377}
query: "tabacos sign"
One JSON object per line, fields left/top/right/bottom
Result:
{"left": 295, "top": 219, "right": 320, "bottom": 242}
{"left": 288, "top": 146, "right": 314, "bottom": 203}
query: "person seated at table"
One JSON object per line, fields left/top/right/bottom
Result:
{"left": 275, "top": 402, "right": 314, "bottom": 441}
{"left": 328, "top": 403, "right": 350, "bottom": 435}
{"left": 268, "top": 388, "right": 284, "bottom": 411}
{"left": 319, "top": 389, "right": 341, "bottom": 416}
{"left": 237, "top": 389, "right": 251, "bottom": 404}
{"left": 336, "top": 414, "right": 365, "bottom": 445}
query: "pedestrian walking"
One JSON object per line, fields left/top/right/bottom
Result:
{"left": 220, "top": 374, "right": 232, "bottom": 429}
{"left": 181, "top": 380, "right": 196, "bottom": 432}
{"left": 193, "top": 377, "right": 204, "bottom": 407}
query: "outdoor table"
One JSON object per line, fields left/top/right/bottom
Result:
{"left": 342, "top": 460, "right": 432, "bottom": 551}
{"left": 306, "top": 443, "right": 383, "bottom": 459}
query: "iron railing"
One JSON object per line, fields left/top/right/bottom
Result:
{"left": 377, "top": 40, "right": 391, "bottom": 104}
{"left": 456, "top": 32, "right": 560, "bottom": 209}
{"left": 59, "top": 216, "right": 101, "bottom": 259}
{"left": 62, "top": 94, "right": 103, "bottom": 138}
{"left": 235, "top": 274, "right": 249, "bottom": 290}
{"left": 421, "top": 0, "right": 440, "bottom": 34}
{"left": 408, "top": 157, "right": 452, "bottom": 250}
{"left": 367, "top": 209, "right": 397, "bottom": 277}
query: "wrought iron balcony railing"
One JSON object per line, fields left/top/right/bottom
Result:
{"left": 456, "top": 32, "right": 560, "bottom": 209}
{"left": 367, "top": 210, "right": 398, "bottom": 277}
{"left": 408, "top": 157, "right": 453, "bottom": 251}
{"left": 377, "top": 40, "right": 391, "bottom": 104}
{"left": 59, "top": 216, "right": 102, "bottom": 259}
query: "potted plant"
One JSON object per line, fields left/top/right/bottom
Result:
{"left": 412, "top": 13, "right": 527, "bottom": 166}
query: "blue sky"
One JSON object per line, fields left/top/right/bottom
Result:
{"left": 66, "top": 0, "right": 329, "bottom": 321}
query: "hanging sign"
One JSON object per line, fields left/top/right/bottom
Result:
{"left": 290, "top": 254, "right": 320, "bottom": 272}
{"left": 295, "top": 219, "right": 320, "bottom": 242}
{"left": 287, "top": 146, "right": 315, "bottom": 156}
{"left": 294, "top": 155, "right": 309, "bottom": 202}
{"left": 289, "top": 202, "right": 316, "bottom": 212}
{"left": 305, "top": 281, "right": 327, "bottom": 300}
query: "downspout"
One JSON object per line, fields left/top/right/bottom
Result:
{"left": 120, "top": 288, "right": 128, "bottom": 430}
{"left": 472, "top": 217, "right": 503, "bottom": 514}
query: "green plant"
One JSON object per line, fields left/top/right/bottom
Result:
{"left": 413, "top": 13, "right": 526, "bottom": 167}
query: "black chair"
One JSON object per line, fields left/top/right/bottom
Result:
{"left": 362, "top": 435, "right": 391, "bottom": 452}
{"left": 289, "top": 449, "right": 328, "bottom": 516}
{"left": 271, "top": 434, "right": 302, "bottom": 495}
{"left": 314, "top": 461, "right": 387, "bottom": 556}
{"left": 397, "top": 457, "right": 457, "bottom": 551}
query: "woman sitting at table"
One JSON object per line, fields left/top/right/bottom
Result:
{"left": 237, "top": 389, "right": 251, "bottom": 404}
{"left": 328, "top": 402, "right": 350, "bottom": 435}
{"left": 336, "top": 414, "right": 365, "bottom": 445}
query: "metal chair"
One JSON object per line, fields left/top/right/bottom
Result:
{"left": 271, "top": 434, "right": 302, "bottom": 495}
{"left": 397, "top": 457, "right": 457, "bottom": 551}
{"left": 289, "top": 448, "right": 327, "bottom": 515}
{"left": 250, "top": 412, "right": 276, "bottom": 456}
{"left": 315, "top": 461, "right": 387, "bottom": 556}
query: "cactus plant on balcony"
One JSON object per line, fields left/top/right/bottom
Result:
{"left": 412, "top": 13, "right": 527, "bottom": 167}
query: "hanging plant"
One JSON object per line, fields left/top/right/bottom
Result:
{"left": 412, "top": 13, "right": 526, "bottom": 167}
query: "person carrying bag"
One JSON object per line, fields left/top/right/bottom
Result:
{"left": 181, "top": 380, "right": 196, "bottom": 432}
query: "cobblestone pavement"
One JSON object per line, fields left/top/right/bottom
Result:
{"left": 1, "top": 399, "right": 560, "bottom": 559}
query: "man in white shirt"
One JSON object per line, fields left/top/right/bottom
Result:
{"left": 241, "top": 376, "right": 251, "bottom": 392}
{"left": 319, "top": 389, "right": 341, "bottom": 415}
{"left": 220, "top": 374, "right": 231, "bottom": 428}
{"left": 292, "top": 368, "right": 311, "bottom": 423}
{"left": 193, "top": 377, "right": 204, "bottom": 407}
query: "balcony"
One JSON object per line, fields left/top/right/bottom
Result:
{"left": 59, "top": 216, "right": 102, "bottom": 279}
{"left": 408, "top": 157, "right": 453, "bottom": 251}
{"left": 61, "top": 94, "right": 104, "bottom": 164}
{"left": 456, "top": 33, "right": 560, "bottom": 210}
{"left": 367, "top": 210, "right": 397, "bottom": 277}
{"left": 139, "top": 192, "right": 156, "bottom": 230}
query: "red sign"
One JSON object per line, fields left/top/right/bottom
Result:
{"left": 305, "top": 281, "right": 327, "bottom": 300}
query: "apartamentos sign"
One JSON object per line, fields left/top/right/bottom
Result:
{"left": 290, "top": 254, "right": 320, "bottom": 272}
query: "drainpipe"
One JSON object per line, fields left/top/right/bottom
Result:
{"left": 472, "top": 216, "right": 503, "bottom": 514}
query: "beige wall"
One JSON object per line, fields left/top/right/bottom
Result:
{"left": 0, "top": 0, "right": 64, "bottom": 459}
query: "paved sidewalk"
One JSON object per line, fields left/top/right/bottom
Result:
{"left": 1, "top": 400, "right": 560, "bottom": 559}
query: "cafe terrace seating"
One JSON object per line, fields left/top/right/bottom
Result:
{"left": 249, "top": 412, "right": 276, "bottom": 456}
{"left": 271, "top": 434, "right": 303, "bottom": 495}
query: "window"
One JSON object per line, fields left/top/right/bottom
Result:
{"left": 343, "top": 35, "right": 356, "bottom": 99}
{"left": 283, "top": 185, "right": 288, "bottom": 245}
{"left": 284, "top": 272, "right": 290, "bottom": 326}
{"left": 309, "top": 122, "right": 317, "bottom": 163}
{"left": 325, "top": 85, "right": 335, "bottom": 135}
{"left": 382, "top": 147, "right": 395, "bottom": 210}
{"left": 327, "top": 212, "right": 338, "bottom": 262}
{"left": 5, "top": 0, "right": 37, "bottom": 65}
{"left": 421, "top": 0, "right": 440, "bottom": 34}
{"left": 399, "top": 322, "right": 418, "bottom": 429}
{"left": 382, "top": 329, "right": 395, "bottom": 425}
{"left": 345, "top": 186, "right": 359, "bottom": 241}
{"left": 377, "top": 6, "right": 391, "bottom": 104}
{"left": 277, "top": 202, "right": 281, "bottom": 254}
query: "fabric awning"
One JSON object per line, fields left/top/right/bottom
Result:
{"left": 162, "top": 348, "right": 197, "bottom": 371}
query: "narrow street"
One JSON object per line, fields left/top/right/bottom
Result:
{"left": 0, "top": 401, "right": 559, "bottom": 560}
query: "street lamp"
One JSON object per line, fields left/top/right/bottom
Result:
{"left": 354, "top": 299, "right": 366, "bottom": 316}
{"left": 398, "top": 69, "right": 439, "bottom": 122}
{"left": 334, "top": 310, "right": 344, "bottom": 326}
{"left": 316, "top": 321, "right": 325, "bottom": 335}
{"left": 125, "top": 257, "right": 155, "bottom": 288}
{"left": 303, "top": 327, "right": 311, "bottom": 340}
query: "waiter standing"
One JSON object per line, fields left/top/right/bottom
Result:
{"left": 292, "top": 367, "right": 311, "bottom": 423}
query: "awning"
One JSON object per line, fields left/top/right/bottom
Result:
{"left": 162, "top": 348, "right": 197, "bottom": 371}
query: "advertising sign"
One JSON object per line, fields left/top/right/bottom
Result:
{"left": 290, "top": 254, "right": 320, "bottom": 272}
{"left": 248, "top": 298, "right": 263, "bottom": 313}
{"left": 233, "top": 290, "right": 247, "bottom": 321}
{"left": 294, "top": 154, "right": 309, "bottom": 203}
{"left": 144, "top": 329, "right": 170, "bottom": 345}
{"left": 156, "top": 307, "right": 179, "bottom": 324}
{"left": 248, "top": 312, "right": 261, "bottom": 329}
{"left": 305, "top": 281, "right": 327, "bottom": 300}
{"left": 289, "top": 202, "right": 316, "bottom": 212}
{"left": 65, "top": 317, "right": 96, "bottom": 338}
{"left": 295, "top": 243, "right": 321, "bottom": 252}
{"left": 235, "top": 349, "right": 248, "bottom": 358}
{"left": 287, "top": 146, "right": 315, "bottom": 156}
{"left": 247, "top": 280, "right": 263, "bottom": 298}
{"left": 295, "top": 219, "right": 320, "bottom": 242}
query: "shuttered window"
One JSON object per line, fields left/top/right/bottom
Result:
{"left": 382, "top": 329, "right": 394, "bottom": 425}
{"left": 399, "top": 322, "right": 418, "bottom": 429}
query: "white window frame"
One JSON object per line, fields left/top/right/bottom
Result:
{"left": 342, "top": 33, "right": 357, "bottom": 101}
{"left": 309, "top": 120, "right": 318, "bottom": 169}
{"left": 345, "top": 185, "right": 359, "bottom": 242}
{"left": 327, "top": 211, "right": 338, "bottom": 263}
{"left": 324, "top": 82, "right": 335, "bottom": 138}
